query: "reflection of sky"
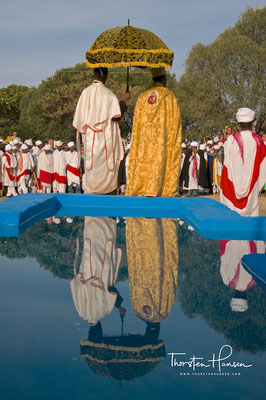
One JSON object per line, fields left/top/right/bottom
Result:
{"left": 0, "top": 0, "right": 265, "bottom": 87}
{"left": 0, "top": 232, "right": 265, "bottom": 400}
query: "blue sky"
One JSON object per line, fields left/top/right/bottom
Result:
{"left": 0, "top": 0, "right": 265, "bottom": 88}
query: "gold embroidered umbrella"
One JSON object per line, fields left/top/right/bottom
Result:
{"left": 86, "top": 25, "right": 174, "bottom": 83}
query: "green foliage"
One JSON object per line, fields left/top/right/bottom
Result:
{"left": 0, "top": 84, "right": 29, "bottom": 137}
{"left": 177, "top": 6, "right": 266, "bottom": 140}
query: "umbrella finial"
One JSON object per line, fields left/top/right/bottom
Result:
{"left": 128, "top": 18, "right": 130, "bottom": 25}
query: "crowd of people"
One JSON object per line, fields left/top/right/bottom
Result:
{"left": 0, "top": 135, "right": 82, "bottom": 196}
{"left": 0, "top": 122, "right": 265, "bottom": 201}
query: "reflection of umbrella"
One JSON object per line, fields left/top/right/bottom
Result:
{"left": 86, "top": 24, "right": 174, "bottom": 90}
{"left": 80, "top": 335, "right": 165, "bottom": 381}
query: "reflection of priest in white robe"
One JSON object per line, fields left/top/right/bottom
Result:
{"left": 70, "top": 217, "right": 122, "bottom": 325}
{"left": 73, "top": 68, "right": 124, "bottom": 194}
{"left": 220, "top": 108, "right": 266, "bottom": 216}
{"left": 219, "top": 239, "right": 265, "bottom": 312}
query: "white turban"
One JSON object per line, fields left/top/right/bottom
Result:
{"left": 190, "top": 141, "right": 199, "bottom": 148}
{"left": 236, "top": 108, "right": 255, "bottom": 123}
{"left": 13, "top": 139, "right": 19, "bottom": 145}
{"left": 5, "top": 144, "right": 12, "bottom": 151}
{"left": 214, "top": 145, "right": 220, "bottom": 150}
{"left": 230, "top": 298, "right": 248, "bottom": 313}
{"left": 55, "top": 140, "right": 63, "bottom": 147}
{"left": 21, "top": 144, "right": 28, "bottom": 150}
{"left": 67, "top": 141, "right": 75, "bottom": 148}
{"left": 25, "top": 139, "right": 33, "bottom": 146}
{"left": 36, "top": 140, "right": 42, "bottom": 146}
{"left": 44, "top": 144, "right": 51, "bottom": 151}
{"left": 200, "top": 144, "right": 206, "bottom": 151}
{"left": 207, "top": 140, "right": 213, "bottom": 145}
{"left": 181, "top": 143, "right": 187, "bottom": 148}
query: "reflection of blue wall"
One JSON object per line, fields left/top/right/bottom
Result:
{"left": 0, "top": 193, "right": 266, "bottom": 239}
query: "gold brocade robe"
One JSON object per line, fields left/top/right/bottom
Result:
{"left": 126, "top": 84, "right": 182, "bottom": 197}
{"left": 126, "top": 218, "right": 178, "bottom": 323}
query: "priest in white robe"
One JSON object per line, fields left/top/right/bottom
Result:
{"left": 220, "top": 108, "right": 266, "bottom": 216}
{"left": 65, "top": 141, "right": 81, "bottom": 193}
{"left": 37, "top": 144, "right": 54, "bottom": 193}
{"left": 2, "top": 144, "right": 17, "bottom": 196}
{"left": 53, "top": 140, "right": 67, "bottom": 193}
{"left": 17, "top": 144, "right": 34, "bottom": 194}
{"left": 73, "top": 68, "right": 129, "bottom": 195}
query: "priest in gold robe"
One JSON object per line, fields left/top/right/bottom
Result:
{"left": 126, "top": 68, "right": 182, "bottom": 197}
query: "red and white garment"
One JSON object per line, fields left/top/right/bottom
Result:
{"left": 73, "top": 80, "right": 124, "bottom": 194}
{"left": 70, "top": 217, "right": 122, "bottom": 325}
{"left": 187, "top": 152, "right": 200, "bottom": 190}
{"left": 37, "top": 152, "right": 54, "bottom": 191}
{"left": 65, "top": 150, "right": 80, "bottom": 186}
{"left": 220, "top": 131, "right": 266, "bottom": 216}
{"left": 53, "top": 149, "right": 67, "bottom": 193}
{"left": 1, "top": 152, "right": 17, "bottom": 187}
{"left": 17, "top": 152, "right": 34, "bottom": 183}
{"left": 220, "top": 240, "right": 265, "bottom": 292}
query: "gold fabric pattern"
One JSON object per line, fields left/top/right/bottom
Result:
{"left": 126, "top": 218, "right": 178, "bottom": 323}
{"left": 86, "top": 25, "right": 174, "bottom": 68}
{"left": 126, "top": 84, "right": 182, "bottom": 197}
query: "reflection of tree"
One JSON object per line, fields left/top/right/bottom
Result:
{"left": 0, "top": 218, "right": 128, "bottom": 281}
{"left": 178, "top": 225, "right": 266, "bottom": 354}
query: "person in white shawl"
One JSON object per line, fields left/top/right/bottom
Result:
{"left": 220, "top": 108, "right": 266, "bottom": 216}
{"left": 73, "top": 68, "right": 129, "bottom": 195}
{"left": 65, "top": 141, "right": 81, "bottom": 193}
{"left": 2, "top": 144, "right": 18, "bottom": 196}
{"left": 187, "top": 141, "right": 200, "bottom": 196}
{"left": 37, "top": 144, "right": 54, "bottom": 193}
{"left": 70, "top": 217, "right": 122, "bottom": 326}
{"left": 53, "top": 140, "right": 67, "bottom": 193}
{"left": 17, "top": 144, "right": 34, "bottom": 194}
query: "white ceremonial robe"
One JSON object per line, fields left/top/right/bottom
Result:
{"left": 220, "top": 131, "right": 266, "bottom": 216}
{"left": 17, "top": 152, "right": 34, "bottom": 193}
{"left": 70, "top": 217, "right": 122, "bottom": 325}
{"left": 37, "top": 152, "right": 54, "bottom": 192}
{"left": 65, "top": 150, "right": 80, "bottom": 186}
{"left": 187, "top": 153, "right": 200, "bottom": 190}
{"left": 2, "top": 153, "right": 17, "bottom": 187}
{"left": 73, "top": 80, "right": 124, "bottom": 194}
{"left": 53, "top": 149, "right": 67, "bottom": 193}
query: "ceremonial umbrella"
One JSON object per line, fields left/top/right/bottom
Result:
{"left": 85, "top": 24, "right": 174, "bottom": 90}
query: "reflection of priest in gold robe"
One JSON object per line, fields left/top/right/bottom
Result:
{"left": 126, "top": 217, "right": 178, "bottom": 323}
{"left": 126, "top": 68, "right": 182, "bottom": 197}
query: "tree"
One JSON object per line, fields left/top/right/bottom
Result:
{"left": 176, "top": 6, "right": 266, "bottom": 140}
{"left": 0, "top": 84, "right": 29, "bottom": 137}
